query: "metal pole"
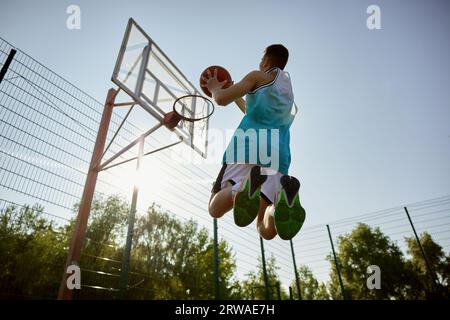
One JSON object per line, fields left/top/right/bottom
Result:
{"left": 259, "top": 236, "right": 270, "bottom": 300}
{"left": 326, "top": 224, "right": 346, "bottom": 300}
{"left": 213, "top": 218, "right": 220, "bottom": 300}
{"left": 99, "top": 139, "right": 182, "bottom": 172}
{"left": 58, "top": 88, "right": 117, "bottom": 300}
{"left": 290, "top": 239, "right": 302, "bottom": 300}
{"left": 119, "top": 135, "right": 145, "bottom": 299}
{"left": 404, "top": 207, "right": 440, "bottom": 290}
{"left": 0, "top": 49, "right": 16, "bottom": 84}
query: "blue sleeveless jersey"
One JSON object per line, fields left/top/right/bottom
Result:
{"left": 222, "top": 67, "right": 296, "bottom": 175}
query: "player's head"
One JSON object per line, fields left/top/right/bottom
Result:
{"left": 259, "top": 44, "right": 289, "bottom": 71}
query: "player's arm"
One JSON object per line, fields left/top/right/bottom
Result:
{"left": 225, "top": 80, "right": 246, "bottom": 113}
{"left": 227, "top": 81, "right": 246, "bottom": 113}
{"left": 202, "top": 70, "right": 259, "bottom": 107}
{"left": 234, "top": 97, "right": 246, "bottom": 113}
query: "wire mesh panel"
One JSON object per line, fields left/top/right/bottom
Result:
{"left": 0, "top": 36, "right": 222, "bottom": 299}
{"left": 0, "top": 37, "right": 157, "bottom": 298}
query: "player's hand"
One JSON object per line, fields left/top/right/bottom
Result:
{"left": 224, "top": 80, "right": 234, "bottom": 89}
{"left": 200, "top": 68, "right": 229, "bottom": 94}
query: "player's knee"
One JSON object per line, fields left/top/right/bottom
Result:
{"left": 261, "top": 231, "right": 276, "bottom": 241}
{"left": 257, "top": 225, "right": 276, "bottom": 240}
{"left": 208, "top": 204, "right": 222, "bottom": 218}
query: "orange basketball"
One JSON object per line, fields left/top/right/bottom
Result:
{"left": 200, "top": 65, "right": 232, "bottom": 97}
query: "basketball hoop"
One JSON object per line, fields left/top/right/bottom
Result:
{"left": 164, "top": 94, "right": 214, "bottom": 130}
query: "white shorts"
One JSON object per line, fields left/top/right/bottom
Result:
{"left": 212, "top": 164, "right": 283, "bottom": 204}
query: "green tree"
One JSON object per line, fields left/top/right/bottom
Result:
{"left": 72, "top": 198, "right": 240, "bottom": 299}
{"left": 76, "top": 195, "right": 129, "bottom": 299}
{"left": 405, "top": 232, "right": 450, "bottom": 299}
{"left": 327, "top": 223, "right": 409, "bottom": 300}
{"left": 0, "top": 196, "right": 242, "bottom": 300}
{"left": 0, "top": 204, "right": 70, "bottom": 298}
{"left": 241, "top": 255, "right": 286, "bottom": 300}
{"left": 128, "top": 204, "right": 239, "bottom": 299}
{"left": 290, "top": 265, "right": 330, "bottom": 300}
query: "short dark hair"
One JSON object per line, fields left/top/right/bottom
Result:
{"left": 264, "top": 44, "right": 289, "bottom": 70}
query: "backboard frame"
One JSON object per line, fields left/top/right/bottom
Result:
{"left": 112, "top": 18, "right": 209, "bottom": 158}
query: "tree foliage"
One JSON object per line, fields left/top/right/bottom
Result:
{"left": 327, "top": 223, "right": 450, "bottom": 300}
{"left": 0, "top": 197, "right": 239, "bottom": 299}
{"left": 240, "top": 255, "right": 287, "bottom": 300}
{"left": 0, "top": 204, "right": 70, "bottom": 298}
{"left": 405, "top": 232, "right": 450, "bottom": 299}
{"left": 1, "top": 200, "right": 449, "bottom": 300}
{"left": 290, "top": 265, "right": 330, "bottom": 300}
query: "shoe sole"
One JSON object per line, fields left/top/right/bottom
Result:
{"left": 233, "top": 166, "right": 267, "bottom": 227}
{"left": 274, "top": 176, "right": 306, "bottom": 240}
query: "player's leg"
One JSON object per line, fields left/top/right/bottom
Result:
{"left": 209, "top": 164, "right": 254, "bottom": 219}
{"left": 208, "top": 182, "right": 233, "bottom": 218}
{"left": 273, "top": 175, "right": 306, "bottom": 240}
{"left": 256, "top": 198, "right": 277, "bottom": 240}
{"left": 233, "top": 165, "right": 267, "bottom": 227}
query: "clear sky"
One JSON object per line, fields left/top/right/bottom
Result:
{"left": 1, "top": 0, "right": 450, "bottom": 287}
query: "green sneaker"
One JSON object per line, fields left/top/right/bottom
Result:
{"left": 233, "top": 166, "right": 267, "bottom": 227}
{"left": 274, "top": 175, "right": 306, "bottom": 240}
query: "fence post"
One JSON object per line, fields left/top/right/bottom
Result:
{"left": 326, "top": 224, "right": 346, "bottom": 300}
{"left": 58, "top": 88, "right": 117, "bottom": 300}
{"left": 290, "top": 239, "right": 302, "bottom": 300}
{"left": 119, "top": 135, "right": 145, "bottom": 299}
{"left": 404, "top": 207, "right": 440, "bottom": 291}
{"left": 213, "top": 218, "right": 220, "bottom": 300}
{"left": 0, "top": 49, "right": 16, "bottom": 84}
{"left": 259, "top": 236, "right": 271, "bottom": 299}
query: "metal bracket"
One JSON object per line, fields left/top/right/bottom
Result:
{"left": 98, "top": 138, "right": 182, "bottom": 172}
